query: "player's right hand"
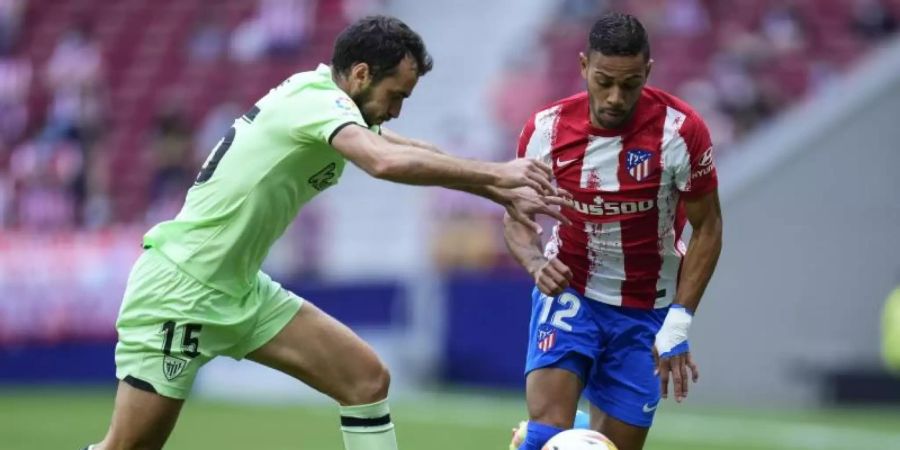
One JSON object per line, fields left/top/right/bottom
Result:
{"left": 530, "top": 257, "right": 573, "bottom": 296}
{"left": 494, "top": 159, "right": 556, "bottom": 195}
{"left": 504, "top": 187, "right": 572, "bottom": 233}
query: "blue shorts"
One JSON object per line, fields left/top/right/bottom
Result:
{"left": 525, "top": 287, "right": 667, "bottom": 427}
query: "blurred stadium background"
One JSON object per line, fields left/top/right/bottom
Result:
{"left": 2, "top": 0, "right": 900, "bottom": 449}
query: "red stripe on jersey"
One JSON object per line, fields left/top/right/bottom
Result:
{"left": 617, "top": 114, "right": 665, "bottom": 308}
{"left": 516, "top": 115, "right": 537, "bottom": 159}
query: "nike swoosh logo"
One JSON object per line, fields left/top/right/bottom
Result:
{"left": 642, "top": 403, "right": 658, "bottom": 413}
{"left": 556, "top": 157, "right": 578, "bottom": 167}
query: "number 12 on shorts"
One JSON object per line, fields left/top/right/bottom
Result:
{"left": 538, "top": 292, "right": 581, "bottom": 332}
{"left": 160, "top": 321, "right": 203, "bottom": 358}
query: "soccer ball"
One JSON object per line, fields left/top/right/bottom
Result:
{"left": 541, "top": 429, "right": 619, "bottom": 450}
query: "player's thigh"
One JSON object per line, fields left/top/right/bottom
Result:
{"left": 245, "top": 299, "right": 388, "bottom": 405}
{"left": 524, "top": 287, "right": 599, "bottom": 427}
{"left": 99, "top": 381, "right": 184, "bottom": 450}
{"left": 589, "top": 404, "right": 649, "bottom": 450}
{"left": 115, "top": 251, "right": 227, "bottom": 400}
{"left": 583, "top": 303, "right": 661, "bottom": 450}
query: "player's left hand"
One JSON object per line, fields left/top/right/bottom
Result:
{"left": 505, "top": 187, "right": 573, "bottom": 233}
{"left": 652, "top": 304, "right": 699, "bottom": 402}
{"left": 653, "top": 346, "right": 699, "bottom": 403}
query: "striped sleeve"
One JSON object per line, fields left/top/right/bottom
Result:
{"left": 515, "top": 106, "right": 560, "bottom": 165}
{"left": 676, "top": 113, "right": 717, "bottom": 199}
{"left": 516, "top": 114, "right": 536, "bottom": 158}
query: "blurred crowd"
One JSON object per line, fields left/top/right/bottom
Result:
{"left": 0, "top": 0, "right": 382, "bottom": 233}
{"left": 489, "top": 0, "right": 899, "bottom": 151}
{"left": 440, "top": 0, "right": 900, "bottom": 271}
{"left": 0, "top": 0, "right": 898, "bottom": 275}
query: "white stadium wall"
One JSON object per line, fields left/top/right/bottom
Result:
{"left": 691, "top": 37, "right": 900, "bottom": 406}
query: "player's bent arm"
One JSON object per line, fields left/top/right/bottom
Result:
{"left": 502, "top": 212, "right": 548, "bottom": 278}
{"left": 674, "top": 189, "right": 723, "bottom": 313}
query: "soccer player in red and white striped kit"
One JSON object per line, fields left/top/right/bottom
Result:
{"left": 505, "top": 12, "right": 723, "bottom": 450}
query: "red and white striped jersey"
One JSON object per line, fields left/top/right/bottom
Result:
{"left": 517, "top": 87, "right": 717, "bottom": 310}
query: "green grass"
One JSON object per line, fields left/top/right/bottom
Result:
{"left": 2, "top": 388, "right": 900, "bottom": 450}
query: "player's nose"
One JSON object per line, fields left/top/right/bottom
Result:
{"left": 606, "top": 86, "right": 625, "bottom": 107}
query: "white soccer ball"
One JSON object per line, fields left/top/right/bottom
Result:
{"left": 541, "top": 429, "right": 619, "bottom": 450}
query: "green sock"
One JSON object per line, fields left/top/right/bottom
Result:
{"left": 340, "top": 399, "right": 398, "bottom": 450}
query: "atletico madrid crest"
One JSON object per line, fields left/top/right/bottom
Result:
{"left": 537, "top": 325, "right": 557, "bottom": 352}
{"left": 626, "top": 149, "right": 653, "bottom": 182}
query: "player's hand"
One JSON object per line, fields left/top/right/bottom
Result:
{"left": 652, "top": 305, "right": 698, "bottom": 403}
{"left": 653, "top": 346, "right": 699, "bottom": 403}
{"left": 494, "top": 159, "right": 556, "bottom": 195}
{"left": 505, "top": 187, "right": 572, "bottom": 233}
{"left": 529, "top": 257, "right": 573, "bottom": 297}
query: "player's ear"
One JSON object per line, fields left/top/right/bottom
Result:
{"left": 645, "top": 58, "right": 654, "bottom": 80}
{"left": 579, "top": 52, "right": 589, "bottom": 80}
{"left": 349, "top": 62, "right": 372, "bottom": 89}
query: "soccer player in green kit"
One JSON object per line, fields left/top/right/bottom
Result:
{"left": 84, "top": 15, "right": 566, "bottom": 450}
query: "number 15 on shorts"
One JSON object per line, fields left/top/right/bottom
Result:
{"left": 538, "top": 292, "right": 581, "bottom": 332}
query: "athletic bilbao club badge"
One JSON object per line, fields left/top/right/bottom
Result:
{"left": 626, "top": 149, "right": 653, "bottom": 182}
{"left": 163, "top": 355, "right": 188, "bottom": 380}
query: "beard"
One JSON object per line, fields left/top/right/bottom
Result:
{"left": 351, "top": 87, "right": 377, "bottom": 126}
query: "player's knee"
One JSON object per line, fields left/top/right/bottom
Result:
{"left": 343, "top": 360, "right": 391, "bottom": 405}
{"left": 528, "top": 398, "right": 575, "bottom": 429}
{"left": 360, "top": 362, "right": 391, "bottom": 403}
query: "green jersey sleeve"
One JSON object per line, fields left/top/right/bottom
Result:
{"left": 291, "top": 88, "right": 370, "bottom": 145}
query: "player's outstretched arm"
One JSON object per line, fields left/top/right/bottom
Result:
{"left": 331, "top": 124, "right": 555, "bottom": 193}
{"left": 379, "top": 128, "right": 571, "bottom": 232}
{"left": 502, "top": 212, "right": 572, "bottom": 296}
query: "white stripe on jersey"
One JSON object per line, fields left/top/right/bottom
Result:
{"left": 580, "top": 134, "right": 623, "bottom": 191}
{"left": 584, "top": 221, "right": 625, "bottom": 306}
{"left": 582, "top": 134, "right": 625, "bottom": 306}
{"left": 524, "top": 105, "right": 561, "bottom": 165}
{"left": 655, "top": 106, "right": 690, "bottom": 307}
{"left": 665, "top": 108, "right": 692, "bottom": 192}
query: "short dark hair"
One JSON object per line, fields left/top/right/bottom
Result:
{"left": 588, "top": 12, "right": 650, "bottom": 60}
{"left": 332, "top": 15, "right": 434, "bottom": 82}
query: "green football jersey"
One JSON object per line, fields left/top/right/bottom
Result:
{"left": 144, "top": 64, "right": 378, "bottom": 297}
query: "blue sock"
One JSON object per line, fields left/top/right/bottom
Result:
{"left": 519, "top": 421, "right": 565, "bottom": 450}
{"left": 573, "top": 410, "right": 590, "bottom": 429}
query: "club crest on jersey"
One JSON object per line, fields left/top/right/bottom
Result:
{"left": 537, "top": 325, "right": 557, "bottom": 352}
{"left": 162, "top": 355, "right": 188, "bottom": 380}
{"left": 626, "top": 149, "right": 653, "bottom": 182}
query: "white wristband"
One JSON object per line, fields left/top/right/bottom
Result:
{"left": 655, "top": 305, "right": 693, "bottom": 357}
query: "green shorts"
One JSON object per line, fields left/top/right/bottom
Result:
{"left": 114, "top": 249, "right": 303, "bottom": 399}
